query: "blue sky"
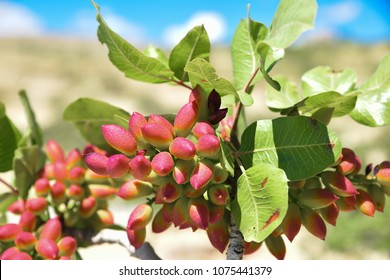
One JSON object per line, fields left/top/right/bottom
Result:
{"left": 0, "top": 0, "right": 389, "bottom": 46}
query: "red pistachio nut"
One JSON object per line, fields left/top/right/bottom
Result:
{"left": 159, "top": 180, "right": 182, "bottom": 203}
{"left": 53, "top": 161, "right": 67, "bottom": 182}
{"left": 173, "top": 159, "right": 195, "bottom": 185}
{"left": 25, "top": 197, "right": 47, "bottom": 214}
{"left": 282, "top": 203, "right": 302, "bottom": 242}
{"left": 321, "top": 171, "right": 359, "bottom": 197}
{"left": 1, "top": 247, "right": 32, "bottom": 260}
{"left": 192, "top": 122, "right": 215, "bottom": 139}
{"left": 190, "top": 160, "right": 214, "bottom": 190}
{"left": 68, "top": 166, "right": 86, "bottom": 184}
{"left": 45, "top": 140, "right": 65, "bottom": 163}
{"left": 174, "top": 101, "right": 199, "bottom": 137}
{"left": 129, "top": 155, "right": 152, "bottom": 180}
{"left": 80, "top": 196, "right": 97, "bottom": 218}
{"left": 172, "top": 197, "right": 190, "bottom": 227}
{"left": 141, "top": 123, "right": 173, "bottom": 150}
{"left": 58, "top": 236, "right": 77, "bottom": 257}
{"left": 126, "top": 227, "right": 146, "bottom": 249}
{"left": 337, "top": 148, "right": 361, "bottom": 175}
{"left": 85, "top": 152, "right": 109, "bottom": 176}
{"left": 43, "top": 164, "right": 55, "bottom": 179}
{"left": 96, "top": 209, "right": 114, "bottom": 226}
{"left": 129, "top": 112, "right": 148, "bottom": 145}
{"left": 40, "top": 218, "right": 62, "bottom": 241}
{"left": 148, "top": 114, "right": 175, "bottom": 137}
{"left": 209, "top": 204, "right": 225, "bottom": 224}
{"left": 106, "top": 154, "right": 130, "bottom": 178}
{"left": 376, "top": 161, "right": 390, "bottom": 188}
{"left": 336, "top": 196, "right": 357, "bottom": 212}
{"left": 66, "top": 184, "right": 85, "bottom": 201}
{"left": 184, "top": 183, "right": 207, "bottom": 198}
{"left": 206, "top": 214, "right": 229, "bottom": 253}
{"left": 319, "top": 203, "right": 339, "bottom": 226}
{"left": 301, "top": 208, "right": 327, "bottom": 240}
{"left": 151, "top": 151, "right": 174, "bottom": 176}
{"left": 0, "top": 223, "right": 21, "bottom": 242}
{"left": 127, "top": 204, "right": 153, "bottom": 231}
{"left": 14, "top": 231, "right": 36, "bottom": 251}
{"left": 196, "top": 134, "right": 220, "bottom": 159}
{"left": 243, "top": 241, "right": 262, "bottom": 255}
{"left": 265, "top": 235, "right": 286, "bottom": 260}
{"left": 102, "top": 124, "right": 137, "bottom": 155}
{"left": 161, "top": 203, "right": 174, "bottom": 223}
{"left": 65, "top": 149, "right": 83, "bottom": 169}
{"left": 169, "top": 137, "right": 196, "bottom": 160}
{"left": 297, "top": 188, "right": 339, "bottom": 209}
{"left": 207, "top": 184, "right": 230, "bottom": 206}
{"left": 50, "top": 181, "right": 66, "bottom": 204}
{"left": 34, "top": 178, "right": 51, "bottom": 197}
{"left": 152, "top": 208, "right": 172, "bottom": 233}
{"left": 19, "top": 211, "right": 36, "bottom": 232}
{"left": 211, "top": 163, "right": 229, "bottom": 184}
{"left": 8, "top": 199, "right": 25, "bottom": 215}
{"left": 117, "top": 179, "right": 153, "bottom": 200}
{"left": 356, "top": 189, "right": 375, "bottom": 217}
{"left": 36, "top": 238, "right": 59, "bottom": 260}
{"left": 188, "top": 198, "right": 210, "bottom": 230}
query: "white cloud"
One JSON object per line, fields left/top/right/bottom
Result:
{"left": 163, "top": 12, "right": 227, "bottom": 46}
{"left": 0, "top": 2, "right": 44, "bottom": 37}
{"left": 321, "top": 1, "right": 362, "bottom": 24}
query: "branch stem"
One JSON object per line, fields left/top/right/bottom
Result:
{"left": 0, "top": 178, "right": 19, "bottom": 195}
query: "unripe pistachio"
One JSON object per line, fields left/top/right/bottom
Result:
{"left": 265, "top": 235, "right": 286, "bottom": 260}
{"left": 173, "top": 159, "right": 195, "bottom": 185}
{"left": 101, "top": 124, "right": 137, "bottom": 156}
{"left": 151, "top": 152, "right": 174, "bottom": 176}
{"left": 126, "top": 228, "right": 146, "bottom": 249}
{"left": 220, "top": 116, "right": 233, "bottom": 142}
{"left": 196, "top": 134, "right": 220, "bottom": 159}
{"left": 64, "top": 209, "right": 79, "bottom": 227}
{"left": 58, "top": 236, "right": 77, "bottom": 257}
{"left": 34, "top": 178, "right": 51, "bottom": 197}
{"left": 65, "top": 149, "right": 83, "bottom": 169}
{"left": 185, "top": 184, "right": 207, "bottom": 198}
{"left": 243, "top": 241, "right": 262, "bottom": 255}
{"left": 148, "top": 114, "right": 175, "bottom": 137}
{"left": 297, "top": 188, "right": 338, "bottom": 209}
{"left": 190, "top": 160, "right": 214, "bottom": 190}
{"left": 25, "top": 197, "right": 47, "bottom": 214}
{"left": 209, "top": 204, "right": 225, "bottom": 224}
{"left": 129, "top": 155, "right": 152, "bottom": 180}
{"left": 375, "top": 161, "right": 390, "bottom": 188}
{"left": 337, "top": 148, "right": 360, "bottom": 175}
{"left": 53, "top": 161, "right": 67, "bottom": 182}
{"left": 191, "top": 122, "right": 215, "bottom": 139}
{"left": 152, "top": 208, "right": 172, "bottom": 233}
{"left": 36, "top": 238, "right": 59, "bottom": 260}
{"left": 206, "top": 214, "right": 229, "bottom": 253}
{"left": 40, "top": 218, "right": 62, "bottom": 241}
{"left": 89, "top": 184, "right": 117, "bottom": 200}
{"left": 96, "top": 209, "right": 114, "bottom": 227}
{"left": 301, "top": 208, "right": 327, "bottom": 240}
{"left": 0, "top": 223, "right": 21, "bottom": 242}
{"left": 143, "top": 170, "right": 166, "bottom": 185}
{"left": 281, "top": 202, "right": 301, "bottom": 242}
{"left": 1, "top": 247, "right": 23, "bottom": 260}
{"left": 117, "top": 180, "right": 153, "bottom": 200}
{"left": 66, "top": 184, "right": 85, "bottom": 201}
{"left": 85, "top": 152, "right": 109, "bottom": 176}
{"left": 50, "top": 181, "right": 66, "bottom": 204}
{"left": 172, "top": 196, "right": 190, "bottom": 227}
{"left": 208, "top": 184, "right": 230, "bottom": 206}
{"left": 68, "top": 166, "right": 86, "bottom": 184}
{"left": 19, "top": 211, "right": 36, "bottom": 232}
{"left": 188, "top": 197, "right": 210, "bottom": 230}
{"left": 355, "top": 189, "right": 375, "bottom": 217}
{"left": 336, "top": 195, "right": 357, "bottom": 211}
{"left": 288, "top": 180, "right": 306, "bottom": 190}
{"left": 14, "top": 231, "right": 36, "bottom": 251}
{"left": 105, "top": 154, "right": 130, "bottom": 178}
{"left": 8, "top": 199, "right": 25, "bottom": 214}
{"left": 45, "top": 140, "right": 65, "bottom": 163}
{"left": 44, "top": 164, "right": 55, "bottom": 179}
{"left": 129, "top": 112, "right": 148, "bottom": 147}
{"left": 159, "top": 180, "right": 182, "bottom": 203}
{"left": 161, "top": 203, "right": 174, "bottom": 223}
{"left": 321, "top": 171, "right": 359, "bottom": 197}
{"left": 80, "top": 196, "right": 97, "bottom": 218}
{"left": 174, "top": 101, "right": 199, "bottom": 137}
{"left": 319, "top": 203, "right": 339, "bottom": 226}
{"left": 368, "top": 184, "right": 385, "bottom": 212}
{"left": 84, "top": 168, "right": 110, "bottom": 183}
{"left": 127, "top": 204, "right": 153, "bottom": 231}
{"left": 211, "top": 163, "right": 229, "bottom": 184}
{"left": 141, "top": 123, "right": 173, "bottom": 150}
{"left": 169, "top": 137, "right": 196, "bottom": 160}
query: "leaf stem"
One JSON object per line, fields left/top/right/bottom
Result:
{"left": 172, "top": 79, "right": 193, "bottom": 90}
{"left": 0, "top": 178, "right": 19, "bottom": 195}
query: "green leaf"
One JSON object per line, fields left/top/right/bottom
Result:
{"left": 231, "top": 18, "right": 268, "bottom": 92}
{"left": 92, "top": 1, "right": 173, "bottom": 83}
{"left": 63, "top": 98, "right": 130, "bottom": 151}
{"left": 237, "top": 91, "right": 254, "bottom": 107}
{"left": 169, "top": 25, "right": 210, "bottom": 82}
{"left": 184, "top": 58, "right": 238, "bottom": 97}
{"left": 0, "top": 103, "right": 21, "bottom": 172}
{"left": 266, "top": 76, "right": 300, "bottom": 111}
{"left": 231, "top": 163, "right": 288, "bottom": 242}
{"left": 302, "top": 66, "right": 357, "bottom": 97}
{"left": 263, "top": 0, "right": 317, "bottom": 49}
{"left": 13, "top": 146, "right": 46, "bottom": 199}
{"left": 144, "top": 45, "right": 169, "bottom": 66}
{"left": 19, "top": 90, "right": 43, "bottom": 147}
{"left": 238, "top": 116, "right": 341, "bottom": 180}
{"left": 219, "top": 140, "right": 235, "bottom": 177}
{"left": 350, "top": 54, "right": 390, "bottom": 126}
{"left": 0, "top": 193, "right": 18, "bottom": 213}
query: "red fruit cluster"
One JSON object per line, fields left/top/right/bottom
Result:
{"left": 85, "top": 89, "right": 231, "bottom": 253}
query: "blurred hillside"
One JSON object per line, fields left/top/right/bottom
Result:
{"left": 0, "top": 38, "right": 390, "bottom": 259}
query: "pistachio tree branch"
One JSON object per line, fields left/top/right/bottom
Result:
{"left": 0, "top": 178, "right": 19, "bottom": 195}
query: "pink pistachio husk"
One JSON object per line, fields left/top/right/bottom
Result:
{"left": 265, "top": 235, "right": 286, "bottom": 260}
{"left": 96, "top": 209, "right": 114, "bottom": 226}
{"left": 220, "top": 116, "right": 234, "bottom": 142}
{"left": 68, "top": 166, "right": 86, "bottom": 184}
{"left": 211, "top": 163, "right": 229, "bottom": 184}
{"left": 0, "top": 223, "right": 21, "bottom": 242}
{"left": 356, "top": 189, "right": 376, "bottom": 217}
{"left": 8, "top": 199, "right": 25, "bottom": 215}
{"left": 84, "top": 168, "right": 110, "bottom": 183}
{"left": 336, "top": 196, "right": 357, "bottom": 211}
{"left": 89, "top": 184, "right": 117, "bottom": 200}
{"left": 84, "top": 152, "right": 109, "bottom": 176}
{"left": 1, "top": 247, "right": 22, "bottom": 260}
{"left": 53, "top": 161, "right": 67, "bottom": 182}
{"left": 126, "top": 227, "right": 146, "bottom": 249}
{"left": 185, "top": 184, "right": 207, "bottom": 198}
{"left": 58, "top": 236, "right": 77, "bottom": 257}
{"left": 25, "top": 197, "right": 47, "bottom": 214}
{"left": 243, "top": 241, "right": 262, "bottom": 255}
{"left": 14, "top": 231, "right": 36, "bottom": 251}
{"left": 282, "top": 203, "right": 302, "bottom": 242}
{"left": 297, "top": 188, "right": 339, "bottom": 209}
{"left": 301, "top": 208, "right": 327, "bottom": 240}
{"left": 129, "top": 112, "right": 148, "bottom": 145}
{"left": 40, "top": 218, "right": 62, "bottom": 241}
{"left": 196, "top": 134, "right": 221, "bottom": 159}
{"left": 321, "top": 171, "right": 359, "bottom": 197}
{"left": 106, "top": 154, "right": 130, "bottom": 178}
{"left": 152, "top": 208, "right": 172, "bottom": 233}
{"left": 160, "top": 180, "right": 182, "bottom": 203}
{"left": 173, "top": 159, "right": 195, "bottom": 185}
{"left": 129, "top": 155, "right": 152, "bottom": 180}
{"left": 191, "top": 122, "right": 215, "bottom": 139}
{"left": 190, "top": 160, "right": 214, "bottom": 190}
{"left": 161, "top": 203, "right": 174, "bottom": 223}
{"left": 80, "top": 196, "right": 97, "bottom": 218}
{"left": 36, "top": 238, "right": 59, "bottom": 260}
{"left": 50, "top": 181, "right": 66, "bottom": 204}
{"left": 174, "top": 101, "right": 199, "bottom": 137}
{"left": 376, "top": 161, "right": 390, "bottom": 188}
{"left": 66, "top": 184, "right": 85, "bottom": 201}
{"left": 151, "top": 152, "right": 174, "bottom": 176}
{"left": 65, "top": 148, "right": 83, "bottom": 169}
{"left": 19, "top": 211, "right": 36, "bottom": 232}
{"left": 12, "top": 251, "right": 33, "bottom": 260}
{"left": 207, "top": 184, "right": 230, "bottom": 206}
{"left": 117, "top": 179, "right": 153, "bottom": 200}
{"left": 172, "top": 197, "right": 190, "bottom": 227}
{"left": 148, "top": 114, "right": 175, "bottom": 137}
{"left": 206, "top": 215, "right": 229, "bottom": 253}
{"left": 34, "top": 178, "right": 51, "bottom": 197}
{"left": 45, "top": 140, "right": 65, "bottom": 163}
{"left": 169, "top": 137, "right": 196, "bottom": 160}
{"left": 141, "top": 123, "right": 173, "bottom": 150}
{"left": 368, "top": 184, "right": 385, "bottom": 212}
{"left": 127, "top": 204, "right": 153, "bottom": 231}
{"left": 320, "top": 203, "right": 339, "bottom": 226}
{"left": 101, "top": 124, "right": 137, "bottom": 156}
{"left": 43, "top": 164, "right": 55, "bottom": 179}
{"left": 188, "top": 198, "right": 210, "bottom": 230}
{"left": 209, "top": 204, "right": 225, "bottom": 224}
{"left": 59, "top": 256, "right": 72, "bottom": 260}
{"left": 337, "top": 148, "right": 360, "bottom": 175}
